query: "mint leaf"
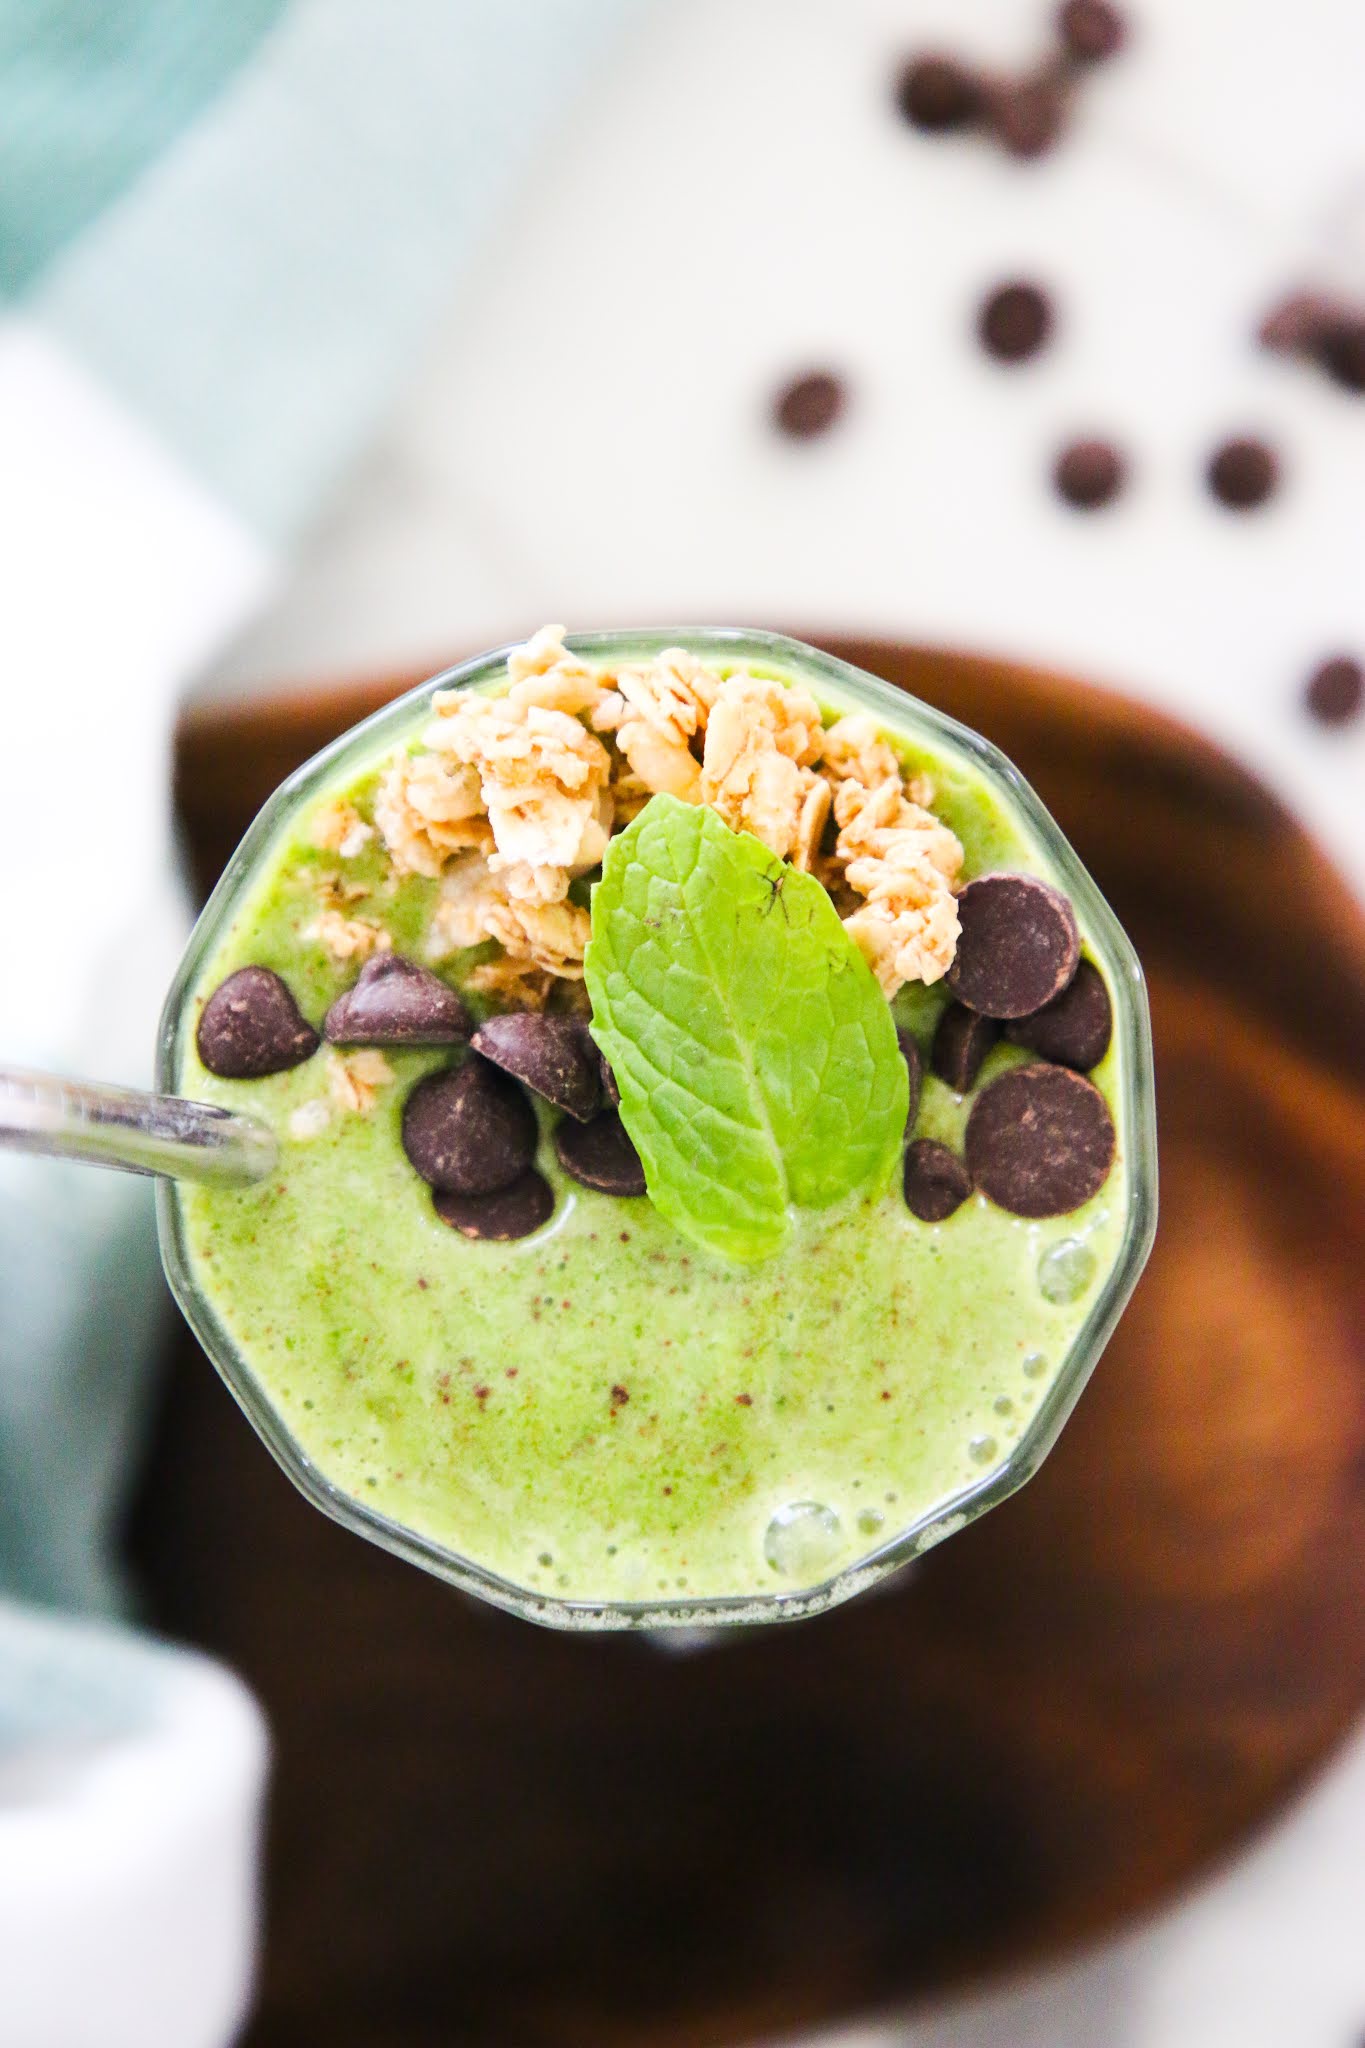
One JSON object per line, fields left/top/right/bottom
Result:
{"left": 585, "top": 795, "right": 908, "bottom": 1262}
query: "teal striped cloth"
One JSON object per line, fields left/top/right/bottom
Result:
{"left": 4, "top": 0, "right": 637, "bottom": 538}
{"left": 0, "top": 0, "right": 288, "bottom": 294}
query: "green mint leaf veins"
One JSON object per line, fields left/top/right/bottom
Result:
{"left": 585, "top": 795, "right": 908, "bottom": 1262}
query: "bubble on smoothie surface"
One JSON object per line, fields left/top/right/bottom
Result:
{"left": 764, "top": 1501, "right": 843, "bottom": 1578}
{"left": 1038, "top": 1237, "right": 1097, "bottom": 1303}
{"left": 1022, "top": 1351, "right": 1049, "bottom": 1378}
{"left": 968, "top": 1434, "right": 998, "bottom": 1465}
{"left": 856, "top": 1507, "right": 885, "bottom": 1538}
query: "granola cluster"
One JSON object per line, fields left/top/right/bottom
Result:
{"left": 286, "top": 1049, "right": 394, "bottom": 1139}
{"left": 309, "top": 798, "right": 375, "bottom": 860}
{"left": 322, "top": 627, "right": 963, "bottom": 1002}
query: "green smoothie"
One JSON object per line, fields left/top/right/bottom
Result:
{"left": 163, "top": 630, "right": 1152, "bottom": 1622}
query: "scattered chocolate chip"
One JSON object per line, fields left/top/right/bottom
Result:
{"left": 1206, "top": 436, "right": 1279, "bottom": 510}
{"left": 197, "top": 967, "right": 319, "bottom": 1079}
{"left": 946, "top": 874, "right": 1081, "bottom": 1020}
{"left": 433, "top": 1170, "right": 554, "bottom": 1242}
{"left": 897, "top": 1027, "right": 924, "bottom": 1132}
{"left": 895, "top": 54, "right": 983, "bottom": 132}
{"left": 904, "top": 1140, "right": 973, "bottom": 1222}
{"left": 1260, "top": 294, "right": 1365, "bottom": 392}
{"left": 1005, "top": 958, "right": 1113, "bottom": 1071}
{"left": 1259, "top": 291, "right": 1331, "bottom": 354}
{"left": 323, "top": 952, "right": 470, "bottom": 1046}
{"left": 772, "top": 371, "right": 846, "bottom": 440}
{"left": 401, "top": 1058, "right": 537, "bottom": 1195}
{"left": 471, "top": 1012, "right": 601, "bottom": 1122}
{"left": 965, "top": 1064, "right": 1115, "bottom": 1217}
{"left": 1053, "top": 437, "right": 1125, "bottom": 509}
{"left": 1057, "top": 0, "right": 1126, "bottom": 63}
{"left": 1304, "top": 655, "right": 1364, "bottom": 727}
{"left": 599, "top": 1054, "right": 620, "bottom": 1108}
{"left": 931, "top": 1003, "right": 1001, "bottom": 1093}
{"left": 978, "top": 280, "right": 1054, "bottom": 363}
{"left": 1319, "top": 316, "right": 1365, "bottom": 393}
{"left": 984, "top": 73, "right": 1067, "bottom": 159}
{"left": 554, "top": 1110, "right": 646, "bottom": 1197}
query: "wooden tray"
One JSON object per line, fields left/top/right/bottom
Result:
{"left": 135, "top": 638, "right": 1365, "bottom": 2048}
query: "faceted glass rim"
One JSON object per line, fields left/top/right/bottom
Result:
{"left": 157, "top": 629, "right": 1159, "bottom": 1631}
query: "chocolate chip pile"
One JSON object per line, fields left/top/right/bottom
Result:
{"left": 898, "top": 872, "right": 1116, "bottom": 1224}
{"left": 197, "top": 870, "right": 1114, "bottom": 1244}
{"left": 197, "top": 952, "right": 643, "bottom": 1242}
{"left": 894, "top": 0, "right": 1126, "bottom": 162}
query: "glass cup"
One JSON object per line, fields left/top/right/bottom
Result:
{"left": 157, "top": 631, "right": 1158, "bottom": 1630}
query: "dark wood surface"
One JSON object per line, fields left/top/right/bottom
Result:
{"left": 133, "top": 639, "right": 1365, "bottom": 2048}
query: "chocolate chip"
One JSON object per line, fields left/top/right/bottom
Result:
{"left": 946, "top": 874, "right": 1081, "bottom": 1020}
{"left": 895, "top": 54, "right": 982, "bottom": 132}
{"left": 1319, "top": 316, "right": 1365, "bottom": 393}
{"left": 401, "top": 1058, "right": 537, "bottom": 1195}
{"left": 197, "top": 967, "right": 319, "bottom": 1079}
{"left": 433, "top": 1170, "right": 555, "bottom": 1242}
{"left": 1259, "top": 294, "right": 1365, "bottom": 390}
{"left": 931, "top": 1003, "right": 1001, "bottom": 1093}
{"left": 599, "top": 1054, "right": 620, "bottom": 1108}
{"left": 1304, "top": 656, "right": 1364, "bottom": 727}
{"left": 471, "top": 1012, "right": 602, "bottom": 1122}
{"left": 1005, "top": 958, "right": 1112, "bottom": 1071}
{"left": 1259, "top": 291, "right": 1332, "bottom": 354}
{"left": 1053, "top": 438, "right": 1125, "bottom": 508}
{"left": 554, "top": 1110, "right": 646, "bottom": 1197}
{"left": 1057, "top": 0, "right": 1126, "bottom": 62}
{"left": 323, "top": 953, "right": 470, "bottom": 1046}
{"left": 772, "top": 371, "right": 846, "bottom": 440}
{"left": 965, "top": 1064, "right": 1115, "bottom": 1217}
{"left": 1206, "top": 436, "right": 1279, "bottom": 509}
{"left": 904, "top": 1140, "right": 973, "bottom": 1222}
{"left": 897, "top": 1026, "right": 924, "bottom": 1132}
{"left": 978, "top": 281, "right": 1054, "bottom": 363}
{"left": 984, "top": 74, "right": 1067, "bottom": 159}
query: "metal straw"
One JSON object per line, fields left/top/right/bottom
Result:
{"left": 0, "top": 1067, "right": 277, "bottom": 1185}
